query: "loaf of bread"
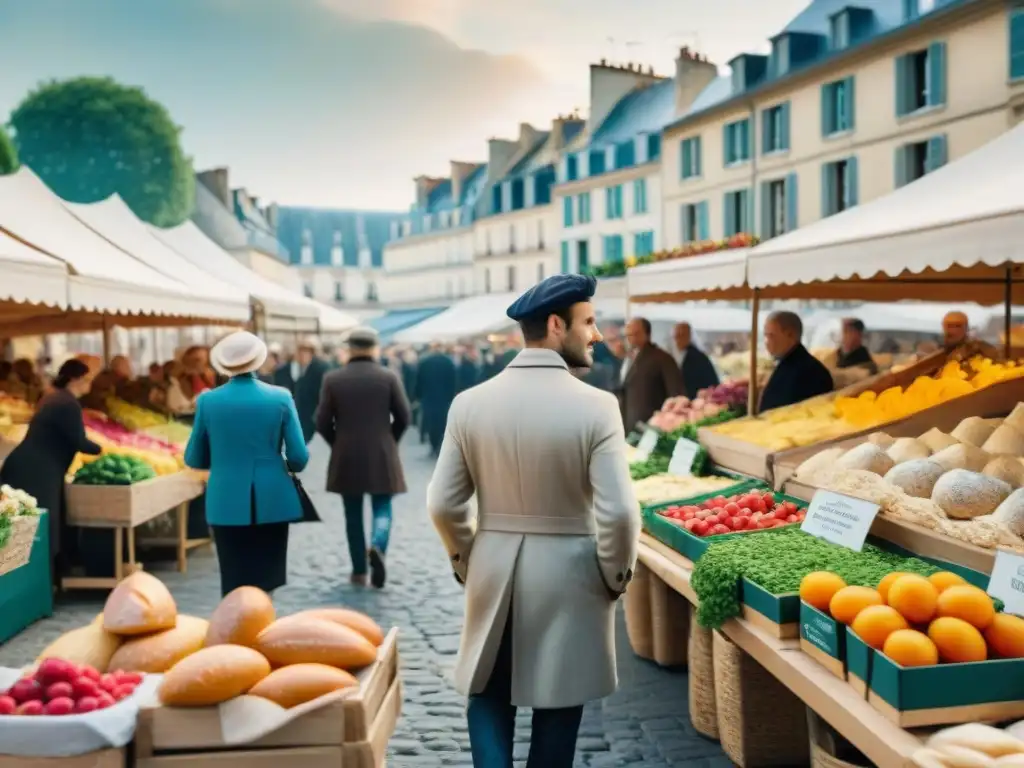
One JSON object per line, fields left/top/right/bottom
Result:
{"left": 205, "top": 586, "right": 276, "bottom": 648}
{"left": 36, "top": 622, "right": 123, "bottom": 672}
{"left": 247, "top": 663, "right": 358, "bottom": 708}
{"left": 282, "top": 608, "right": 385, "bottom": 646}
{"left": 108, "top": 615, "right": 209, "bottom": 673}
{"left": 254, "top": 617, "right": 378, "bottom": 670}
{"left": 158, "top": 644, "right": 271, "bottom": 707}
{"left": 103, "top": 572, "right": 178, "bottom": 636}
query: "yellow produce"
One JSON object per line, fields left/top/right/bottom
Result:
{"left": 105, "top": 397, "right": 170, "bottom": 431}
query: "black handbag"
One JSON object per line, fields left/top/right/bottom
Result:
{"left": 291, "top": 472, "right": 321, "bottom": 523}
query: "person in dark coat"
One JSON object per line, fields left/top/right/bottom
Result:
{"left": 415, "top": 343, "right": 457, "bottom": 456}
{"left": 673, "top": 322, "right": 720, "bottom": 399}
{"left": 271, "top": 345, "right": 297, "bottom": 394}
{"left": 293, "top": 337, "right": 330, "bottom": 444}
{"left": 619, "top": 317, "right": 685, "bottom": 429}
{"left": 760, "top": 310, "right": 834, "bottom": 412}
{"left": 0, "top": 359, "right": 102, "bottom": 582}
{"left": 316, "top": 327, "right": 411, "bottom": 588}
{"left": 455, "top": 346, "right": 479, "bottom": 393}
{"left": 836, "top": 318, "right": 878, "bottom": 374}
{"left": 184, "top": 331, "right": 309, "bottom": 597}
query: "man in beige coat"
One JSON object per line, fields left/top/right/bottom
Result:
{"left": 427, "top": 273, "right": 640, "bottom": 767}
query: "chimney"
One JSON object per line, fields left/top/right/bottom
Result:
{"left": 587, "top": 60, "right": 664, "bottom": 137}
{"left": 518, "top": 122, "right": 540, "bottom": 150}
{"left": 264, "top": 203, "right": 278, "bottom": 230}
{"left": 450, "top": 161, "right": 479, "bottom": 204}
{"left": 486, "top": 138, "right": 519, "bottom": 182}
{"left": 675, "top": 46, "right": 719, "bottom": 115}
{"left": 549, "top": 115, "right": 585, "bottom": 152}
{"left": 414, "top": 175, "right": 445, "bottom": 209}
{"left": 197, "top": 167, "right": 230, "bottom": 207}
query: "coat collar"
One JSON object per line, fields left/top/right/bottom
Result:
{"left": 506, "top": 348, "right": 569, "bottom": 370}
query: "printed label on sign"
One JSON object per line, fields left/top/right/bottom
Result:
{"left": 987, "top": 550, "right": 1024, "bottom": 617}
{"left": 634, "top": 428, "right": 659, "bottom": 461}
{"left": 668, "top": 438, "right": 700, "bottom": 476}
{"left": 800, "top": 490, "right": 878, "bottom": 552}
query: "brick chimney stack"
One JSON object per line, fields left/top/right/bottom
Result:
{"left": 675, "top": 46, "right": 718, "bottom": 115}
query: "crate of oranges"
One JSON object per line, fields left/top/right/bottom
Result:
{"left": 799, "top": 567, "right": 1024, "bottom": 728}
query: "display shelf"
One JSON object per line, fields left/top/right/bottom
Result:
{"left": 637, "top": 534, "right": 924, "bottom": 767}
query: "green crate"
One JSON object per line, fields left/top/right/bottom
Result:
{"left": 800, "top": 601, "right": 846, "bottom": 678}
{"left": 845, "top": 626, "right": 871, "bottom": 696}
{"left": 0, "top": 511, "right": 53, "bottom": 644}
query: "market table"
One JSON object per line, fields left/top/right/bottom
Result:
{"left": 637, "top": 533, "right": 924, "bottom": 768}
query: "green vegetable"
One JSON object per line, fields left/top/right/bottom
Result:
{"left": 630, "top": 455, "right": 670, "bottom": 480}
{"left": 0, "top": 515, "right": 10, "bottom": 551}
{"left": 73, "top": 454, "right": 156, "bottom": 486}
{"left": 690, "top": 527, "right": 939, "bottom": 629}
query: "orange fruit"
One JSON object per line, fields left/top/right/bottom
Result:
{"left": 886, "top": 574, "right": 939, "bottom": 624}
{"left": 883, "top": 629, "right": 939, "bottom": 667}
{"left": 928, "top": 571, "right": 967, "bottom": 594}
{"left": 877, "top": 572, "right": 910, "bottom": 603}
{"left": 829, "top": 586, "right": 883, "bottom": 625}
{"left": 928, "top": 617, "right": 988, "bottom": 663}
{"left": 935, "top": 585, "right": 996, "bottom": 631}
{"left": 851, "top": 605, "right": 909, "bottom": 650}
{"left": 799, "top": 572, "right": 848, "bottom": 613}
{"left": 984, "top": 613, "right": 1024, "bottom": 658}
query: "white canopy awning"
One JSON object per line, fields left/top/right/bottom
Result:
{"left": 150, "top": 221, "right": 356, "bottom": 333}
{"left": 67, "top": 196, "right": 251, "bottom": 324}
{"left": 0, "top": 229, "right": 67, "bottom": 308}
{"left": 747, "top": 123, "right": 1024, "bottom": 295}
{"left": 0, "top": 168, "right": 205, "bottom": 318}
{"left": 392, "top": 292, "right": 518, "bottom": 343}
{"left": 628, "top": 249, "right": 751, "bottom": 302}
{"left": 632, "top": 303, "right": 753, "bottom": 333}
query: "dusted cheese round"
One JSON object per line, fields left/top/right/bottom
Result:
{"left": 918, "top": 428, "right": 959, "bottom": 454}
{"left": 205, "top": 586, "right": 276, "bottom": 649}
{"left": 883, "top": 460, "right": 946, "bottom": 499}
{"left": 930, "top": 443, "right": 991, "bottom": 473}
{"left": 103, "top": 571, "right": 177, "bottom": 636}
{"left": 247, "top": 663, "right": 358, "bottom": 708}
{"left": 931, "top": 469, "right": 1012, "bottom": 520}
{"left": 254, "top": 617, "right": 378, "bottom": 670}
{"left": 836, "top": 443, "right": 895, "bottom": 476}
{"left": 158, "top": 644, "right": 271, "bottom": 707}
{"left": 109, "top": 615, "right": 209, "bottom": 673}
{"left": 282, "top": 608, "right": 385, "bottom": 647}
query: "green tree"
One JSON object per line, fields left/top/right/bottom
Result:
{"left": 10, "top": 76, "right": 194, "bottom": 226}
{"left": 0, "top": 125, "right": 17, "bottom": 175}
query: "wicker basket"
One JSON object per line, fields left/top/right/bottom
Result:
{"left": 808, "top": 708, "right": 870, "bottom": 768}
{"left": 624, "top": 561, "right": 654, "bottom": 660}
{"left": 649, "top": 573, "right": 690, "bottom": 667}
{"left": 0, "top": 514, "right": 40, "bottom": 576}
{"left": 687, "top": 607, "right": 718, "bottom": 740}
{"left": 713, "top": 630, "right": 809, "bottom": 767}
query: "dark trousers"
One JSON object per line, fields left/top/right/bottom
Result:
{"left": 341, "top": 494, "right": 393, "bottom": 575}
{"left": 467, "top": 607, "right": 583, "bottom": 768}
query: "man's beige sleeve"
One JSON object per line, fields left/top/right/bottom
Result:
{"left": 589, "top": 394, "right": 641, "bottom": 595}
{"left": 426, "top": 402, "right": 477, "bottom": 582}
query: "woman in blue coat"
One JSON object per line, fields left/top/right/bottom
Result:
{"left": 184, "top": 331, "right": 309, "bottom": 597}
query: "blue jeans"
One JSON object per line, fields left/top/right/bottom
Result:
{"left": 467, "top": 605, "right": 583, "bottom": 767}
{"left": 340, "top": 494, "right": 392, "bottom": 575}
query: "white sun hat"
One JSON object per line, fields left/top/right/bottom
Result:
{"left": 210, "top": 330, "right": 268, "bottom": 377}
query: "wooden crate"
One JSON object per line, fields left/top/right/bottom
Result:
{"left": 135, "top": 628, "right": 400, "bottom": 768}
{"left": 0, "top": 749, "right": 125, "bottom": 768}
{"left": 66, "top": 472, "right": 205, "bottom": 528}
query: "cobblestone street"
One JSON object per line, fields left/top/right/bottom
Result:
{"left": 0, "top": 436, "right": 728, "bottom": 767}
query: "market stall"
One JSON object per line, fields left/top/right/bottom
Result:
{"left": 391, "top": 291, "right": 518, "bottom": 344}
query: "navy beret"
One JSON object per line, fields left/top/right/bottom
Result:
{"left": 506, "top": 274, "right": 598, "bottom": 321}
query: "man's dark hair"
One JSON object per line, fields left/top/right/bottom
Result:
{"left": 519, "top": 306, "right": 574, "bottom": 342}
{"left": 634, "top": 317, "right": 652, "bottom": 336}
{"left": 768, "top": 310, "right": 803, "bottom": 337}
{"left": 843, "top": 318, "right": 865, "bottom": 334}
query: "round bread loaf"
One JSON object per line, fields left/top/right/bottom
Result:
{"left": 109, "top": 615, "right": 210, "bottom": 673}
{"left": 280, "top": 608, "right": 385, "bottom": 646}
{"left": 248, "top": 663, "right": 358, "bottom": 708}
{"left": 205, "top": 586, "right": 276, "bottom": 648}
{"left": 158, "top": 645, "right": 271, "bottom": 707}
{"left": 103, "top": 571, "right": 177, "bottom": 636}
{"left": 254, "top": 617, "right": 378, "bottom": 670}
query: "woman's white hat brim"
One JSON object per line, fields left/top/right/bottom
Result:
{"left": 210, "top": 331, "right": 268, "bottom": 377}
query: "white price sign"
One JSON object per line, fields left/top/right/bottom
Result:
{"left": 668, "top": 438, "right": 700, "bottom": 476}
{"left": 634, "top": 428, "right": 659, "bottom": 461}
{"left": 987, "top": 549, "right": 1024, "bottom": 617}
{"left": 800, "top": 490, "right": 879, "bottom": 552}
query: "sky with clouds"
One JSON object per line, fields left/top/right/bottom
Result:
{"left": 0, "top": 0, "right": 809, "bottom": 210}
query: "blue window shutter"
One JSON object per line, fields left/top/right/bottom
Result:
{"left": 605, "top": 187, "right": 612, "bottom": 219}
{"left": 845, "top": 77, "right": 856, "bottom": 130}
{"left": 563, "top": 196, "right": 573, "bottom": 227}
{"left": 680, "top": 139, "right": 689, "bottom": 178}
{"left": 821, "top": 163, "right": 832, "bottom": 217}
{"left": 902, "top": 0, "right": 915, "bottom": 21}
{"left": 780, "top": 103, "right": 791, "bottom": 150}
{"left": 698, "top": 201, "right": 710, "bottom": 240}
{"left": 741, "top": 120, "right": 750, "bottom": 159}
{"left": 894, "top": 146, "right": 908, "bottom": 188}
{"left": 746, "top": 189, "right": 755, "bottom": 233}
{"left": 760, "top": 110, "right": 769, "bottom": 155}
{"left": 560, "top": 241, "right": 569, "bottom": 272}
{"left": 820, "top": 84, "right": 831, "bottom": 136}
{"left": 616, "top": 185, "right": 623, "bottom": 216}
{"left": 724, "top": 193, "right": 735, "bottom": 236}
{"left": 695, "top": 137, "right": 702, "bottom": 175}
{"left": 895, "top": 56, "right": 908, "bottom": 116}
{"left": 928, "top": 42, "right": 947, "bottom": 106}
{"left": 1012, "top": 9, "right": 1024, "bottom": 80}
{"left": 846, "top": 156, "right": 859, "bottom": 207}
{"left": 785, "top": 173, "right": 799, "bottom": 231}
{"left": 760, "top": 182, "right": 771, "bottom": 238}
{"left": 723, "top": 124, "right": 731, "bottom": 165}
{"left": 926, "top": 134, "right": 948, "bottom": 172}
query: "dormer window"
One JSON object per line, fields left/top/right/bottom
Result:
{"left": 903, "top": 0, "right": 936, "bottom": 21}
{"left": 831, "top": 12, "right": 850, "bottom": 49}
{"left": 773, "top": 36, "right": 791, "bottom": 76}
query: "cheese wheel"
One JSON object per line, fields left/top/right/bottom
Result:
{"left": 248, "top": 663, "right": 358, "bottom": 708}
{"left": 103, "top": 572, "right": 178, "bottom": 636}
{"left": 281, "top": 608, "right": 385, "bottom": 646}
{"left": 37, "top": 622, "right": 123, "bottom": 672}
{"left": 254, "top": 617, "right": 378, "bottom": 670}
{"left": 158, "top": 645, "right": 271, "bottom": 707}
{"left": 108, "top": 615, "right": 210, "bottom": 673}
{"left": 205, "top": 586, "right": 276, "bottom": 648}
